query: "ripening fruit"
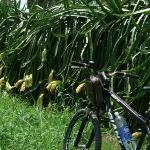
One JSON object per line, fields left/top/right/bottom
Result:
{"left": 24, "top": 74, "right": 32, "bottom": 88}
{"left": 132, "top": 132, "right": 142, "bottom": 139}
{"left": 76, "top": 83, "right": 86, "bottom": 94}
{"left": 37, "top": 93, "right": 44, "bottom": 110}
{"left": 14, "top": 79, "right": 24, "bottom": 88}
{"left": 20, "top": 82, "right": 26, "bottom": 92}
{"left": 6, "top": 82, "right": 12, "bottom": 91}
{"left": 46, "top": 80, "right": 60, "bottom": 95}
{"left": 42, "top": 48, "right": 47, "bottom": 62}
{"left": 0, "top": 66, "right": 3, "bottom": 77}
{"left": 0, "top": 77, "right": 4, "bottom": 82}
{"left": 0, "top": 77, "right": 5, "bottom": 89}
{"left": 48, "top": 70, "right": 54, "bottom": 83}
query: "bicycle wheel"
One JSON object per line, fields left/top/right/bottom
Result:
{"left": 63, "top": 109, "right": 101, "bottom": 150}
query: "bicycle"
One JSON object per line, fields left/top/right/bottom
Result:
{"left": 63, "top": 61, "right": 150, "bottom": 150}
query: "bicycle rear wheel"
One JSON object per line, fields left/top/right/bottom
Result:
{"left": 63, "top": 109, "right": 101, "bottom": 150}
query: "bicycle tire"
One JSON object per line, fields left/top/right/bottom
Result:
{"left": 63, "top": 109, "right": 101, "bottom": 150}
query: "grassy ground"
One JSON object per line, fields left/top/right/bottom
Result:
{"left": 0, "top": 92, "right": 71, "bottom": 150}
{"left": 0, "top": 92, "right": 121, "bottom": 150}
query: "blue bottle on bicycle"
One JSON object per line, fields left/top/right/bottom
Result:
{"left": 114, "top": 112, "right": 136, "bottom": 150}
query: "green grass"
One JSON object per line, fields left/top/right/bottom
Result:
{"left": 0, "top": 92, "right": 71, "bottom": 150}
{"left": 0, "top": 91, "right": 121, "bottom": 150}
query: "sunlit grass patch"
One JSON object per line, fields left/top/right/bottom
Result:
{"left": 0, "top": 92, "right": 71, "bottom": 150}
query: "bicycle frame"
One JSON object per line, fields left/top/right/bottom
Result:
{"left": 103, "top": 89, "right": 150, "bottom": 149}
{"left": 66, "top": 61, "right": 150, "bottom": 149}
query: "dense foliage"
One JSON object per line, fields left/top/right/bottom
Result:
{"left": 0, "top": 0, "right": 150, "bottom": 113}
